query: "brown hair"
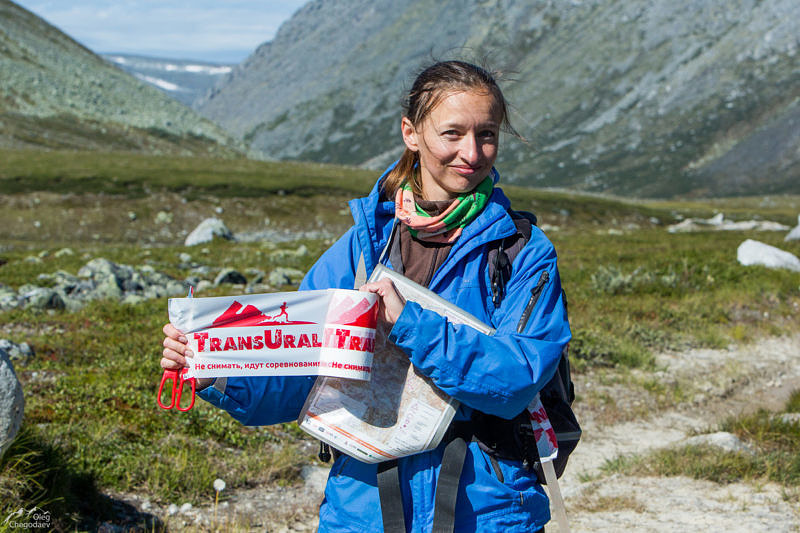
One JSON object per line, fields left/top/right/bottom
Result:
{"left": 382, "top": 60, "right": 518, "bottom": 198}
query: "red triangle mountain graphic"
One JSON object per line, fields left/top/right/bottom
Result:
{"left": 326, "top": 296, "right": 378, "bottom": 327}
{"left": 211, "top": 300, "right": 315, "bottom": 328}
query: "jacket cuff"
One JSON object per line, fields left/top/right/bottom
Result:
{"left": 388, "top": 300, "right": 423, "bottom": 359}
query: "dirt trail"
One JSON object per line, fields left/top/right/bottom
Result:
{"left": 116, "top": 335, "right": 800, "bottom": 531}
{"left": 560, "top": 334, "right": 800, "bottom": 532}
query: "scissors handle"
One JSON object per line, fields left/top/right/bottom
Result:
{"left": 157, "top": 368, "right": 196, "bottom": 411}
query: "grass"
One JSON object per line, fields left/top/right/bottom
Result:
{"left": 0, "top": 297, "right": 313, "bottom": 529}
{"left": 603, "top": 390, "right": 800, "bottom": 492}
{"left": 0, "top": 149, "right": 375, "bottom": 199}
{"left": 0, "top": 149, "right": 799, "bottom": 526}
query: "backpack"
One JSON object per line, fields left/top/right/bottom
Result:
{"left": 484, "top": 209, "right": 581, "bottom": 484}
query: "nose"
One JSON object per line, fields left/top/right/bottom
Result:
{"left": 459, "top": 133, "right": 480, "bottom": 165}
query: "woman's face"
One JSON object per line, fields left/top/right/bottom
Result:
{"left": 401, "top": 90, "right": 502, "bottom": 201}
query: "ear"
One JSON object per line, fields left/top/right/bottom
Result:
{"left": 401, "top": 117, "right": 419, "bottom": 152}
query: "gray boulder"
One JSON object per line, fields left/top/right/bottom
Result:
{"left": 685, "top": 431, "right": 756, "bottom": 455}
{"left": 18, "top": 286, "right": 65, "bottom": 310}
{"left": 0, "top": 348, "right": 24, "bottom": 457}
{"left": 184, "top": 218, "right": 234, "bottom": 246}
{"left": 214, "top": 268, "right": 247, "bottom": 286}
{"left": 0, "top": 340, "right": 34, "bottom": 362}
{"left": 0, "top": 283, "right": 17, "bottom": 311}
{"left": 269, "top": 267, "right": 306, "bottom": 286}
{"left": 737, "top": 239, "right": 800, "bottom": 272}
{"left": 785, "top": 215, "right": 800, "bottom": 242}
{"left": 780, "top": 413, "right": 800, "bottom": 425}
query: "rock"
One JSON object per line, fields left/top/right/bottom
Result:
{"left": 179, "top": 503, "right": 193, "bottom": 514}
{"left": 214, "top": 268, "right": 247, "bottom": 286}
{"left": 155, "top": 211, "right": 173, "bottom": 225}
{"left": 271, "top": 244, "right": 310, "bottom": 260}
{"left": 685, "top": 431, "right": 756, "bottom": 455}
{"left": 785, "top": 215, "right": 800, "bottom": 242}
{"left": 18, "top": 287, "right": 65, "bottom": 310}
{"left": 0, "top": 347, "right": 24, "bottom": 457}
{"left": 779, "top": 413, "right": 800, "bottom": 425}
{"left": 184, "top": 218, "right": 233, "bottom": 246}
{"left": 54, "top": 247, "right": 74, "bottom": 258}
{"left": 196, "top": 280, "right": 214, "bottom": 293}
{"left": 737, "top": 239, "right": 800, "bottom": 272}
{"left": 0, "top": 340, "right": 34, "bottom": 362}
{"left": 167, "top": 504, "right": 179, "bottom": 516}
{"left": 179, "top": 252, "right": 192, "bottom": 264}
{"left": 269, "top": 268, "right": 305, "bottom": 286}
{"left": 0, "top": 284, "right": 17, "bottom": 311}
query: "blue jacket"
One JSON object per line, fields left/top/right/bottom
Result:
{"left": 198, "top": 169, "right": 571, "bottom": 532}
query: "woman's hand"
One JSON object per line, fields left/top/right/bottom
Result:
{"left": 359, "top": 278, "right": 406, "bottom": 325}
{"left": 161, "top": 323, "right": 214, "bottom": 389}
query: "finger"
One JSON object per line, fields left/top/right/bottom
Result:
{"left": 160, "top": 356, "right": 184, "bottom": 370}
{"left": 163, "top": 337, "right": 194, "bottom": 357}
{"left": 163, "top": 323, "right": 188, "bottom": 343}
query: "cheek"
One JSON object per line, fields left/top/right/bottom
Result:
{"left": 421, "top": 139, "right": 457, "bottom": 165}
{"left": 482, "top": 143, "right": 498, "bottom": 162}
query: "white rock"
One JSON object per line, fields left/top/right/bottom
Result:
{"left": 155, "top": 211, "right": 173, "bottom": 225}
{"left": 167, "top": 504, "right": 179, "bottom": 516}
{"left": 785, "top": 215, "right": 800, "bottom": 242}
{"left": 0, "top": 349, "right": 24, "bottom": 457}
{"left": 685, "top": 431, "right": 756, "bottom": 455}
{"left": 737, "top": 239, "right": 800, "bottom": 272}
{"left": 184, "top": 218, "right": 234, "bottom": 246}
{"left": 779, "top": 413, "right": 800, "bottom": 424}
{"left": 180, "top": 503, "right": 192, "bottom": 513}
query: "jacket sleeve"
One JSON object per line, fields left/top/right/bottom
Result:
{"left": 388, "top": 229, "right": 570, "bottom": 419}
{"left": 196, "top": 227, "right": 362, "bottom": 426}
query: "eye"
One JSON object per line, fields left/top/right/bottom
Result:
{"left": 441, "top": 129, "right": 460, "bottom": 138}
{"left": 478, "top": 129, "right": 497, "bottom": 139}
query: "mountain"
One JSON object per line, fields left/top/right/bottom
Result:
{"left": 101, "top": 54, "right": 234, "bottom": 108}
{"left": 197, "top": 0, "right": 799, "bottom": 198}
{"left": 0, "top": 0, "right": 240, "bottom": 156}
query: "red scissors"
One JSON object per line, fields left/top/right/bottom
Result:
{"left": 157, "top": 367, "right": 196, "bottom": 411}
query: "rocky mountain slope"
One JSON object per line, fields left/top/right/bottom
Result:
{"left": 0, "top": 0, "right": 240, "bottom": 155}
{"left": 198, "top": 0, "right": 799, "bottom": 198}
{"left": 101, "top": 54, "right": 234, "bottom": 108}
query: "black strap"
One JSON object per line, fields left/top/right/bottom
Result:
{"left": 430, "top": 422, "right": 474, "bottom": 533}
{"left": 377, "top": 460, "right": 406, "bottom": 533}
{"left": 431, "top": 436, "right": 468, "bottom": 533}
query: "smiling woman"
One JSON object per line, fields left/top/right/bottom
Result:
{"left": 161, "top": 60, "right": 570, "bottom": 533}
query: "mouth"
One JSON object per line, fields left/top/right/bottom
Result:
{"left": 450, "top": 164, "right": 482, "bottom": 176}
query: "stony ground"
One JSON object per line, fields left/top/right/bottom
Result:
{"left": 104, "top": 334, "right": 800, "bottom": 532}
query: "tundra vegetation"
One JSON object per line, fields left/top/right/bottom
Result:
{"left": 0, "top": 149, "right": 798, "bottom": 529}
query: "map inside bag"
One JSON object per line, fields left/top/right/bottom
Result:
{"left": 298, "top": 263, "right": 495, "bottom": 463}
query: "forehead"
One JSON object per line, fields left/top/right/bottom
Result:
{"left": 426, "top": 89, "right": 503, "bottom": 124}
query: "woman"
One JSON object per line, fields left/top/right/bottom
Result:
{"left": 162, "top": 60, "right": 570, "bottom": 532}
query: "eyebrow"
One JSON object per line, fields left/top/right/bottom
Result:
{"left": 437, "top": 120, "right": 500, "bottom": 130}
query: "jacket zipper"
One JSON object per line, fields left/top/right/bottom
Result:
{"left": 516, "top": 271, "right": 549, "bottom": 334}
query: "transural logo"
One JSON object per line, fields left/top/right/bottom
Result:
{"left": 212, "top": 300, "right": 315, "bottom": 328}
{"left": 3, "top": 507, "right": 51, "bottom": 528}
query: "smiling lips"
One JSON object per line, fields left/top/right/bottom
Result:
{"left": 451, "top": 164, "right": 481, "bottom": 176}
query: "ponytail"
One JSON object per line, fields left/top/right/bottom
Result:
{"left": 381, "top": 148, "right": 420, "bottom": 198}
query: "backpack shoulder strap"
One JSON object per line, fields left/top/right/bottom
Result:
{"left": 488, "top": 209, "right": 536, "bottom": 307}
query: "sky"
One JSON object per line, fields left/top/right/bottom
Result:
{"left": 13, "top": 0, "right": 309, "bottom": 63}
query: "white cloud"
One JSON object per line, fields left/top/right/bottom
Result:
{"left": 13, "top": 0, "right": 308, "bottom": 62}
